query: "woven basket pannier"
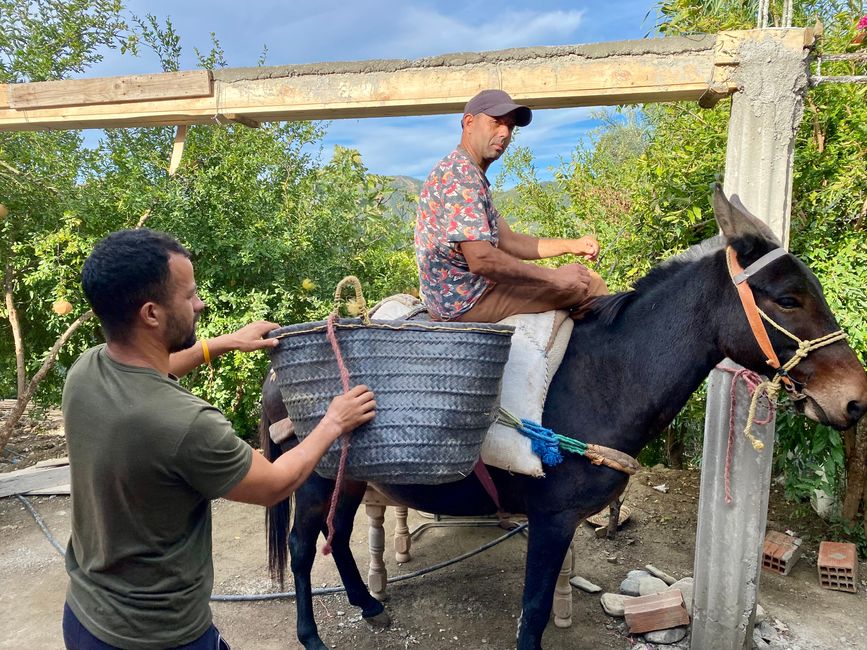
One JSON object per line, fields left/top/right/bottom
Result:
{"left": 267, "top": 279, "right": 514, "bottom": 484}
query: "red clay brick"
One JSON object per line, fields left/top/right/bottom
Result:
{"left": 762, "top": 530, "right": 802, "bottom": 576}
{"left": 817, "top": 541, "right": 858, "bottom": 593}
{"left": 623, "top": 590, "right": 690, "bottom": 634}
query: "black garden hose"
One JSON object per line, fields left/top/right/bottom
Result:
{"left": 16, "top": 494, "right": 528, "bottom": 602}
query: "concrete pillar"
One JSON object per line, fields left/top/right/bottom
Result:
{"left": 691, "top": 361, "right": 776, "bottom": 649}
{"left": 691, "top": 30, "right": 808, "bottom": 650}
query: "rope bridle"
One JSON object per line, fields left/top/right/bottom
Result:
{"left": 725, "top": 246, "right": 848, "bottom": 450}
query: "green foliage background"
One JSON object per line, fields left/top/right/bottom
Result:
{"left": 0, "top": 5, "right": 417, "bottom": 436}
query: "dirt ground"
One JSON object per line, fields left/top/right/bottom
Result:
{"left": 2, "top": 408, "right": 867, "bottom": 649}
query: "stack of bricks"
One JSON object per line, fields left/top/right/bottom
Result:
{"left": 761, "top": 530, "right": 802, "bottom": 576}
{"left": 623, "top": 590, "right": 690, "bottom": 634}
{"left": 817, "top": 541, "right": 858, "bottom": 593}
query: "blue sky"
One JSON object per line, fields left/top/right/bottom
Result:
{"left": 83, "top": 1, "right": 661, "bottom": 180}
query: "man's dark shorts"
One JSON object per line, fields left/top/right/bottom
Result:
{"left": 63, "top": 602, "right": 230, "bottom": 650}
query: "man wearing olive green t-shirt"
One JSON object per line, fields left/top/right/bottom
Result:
{"left": 62, "top": 229, "right": 376, "bottom": 649}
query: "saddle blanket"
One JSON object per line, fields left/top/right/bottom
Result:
{"left": 370, "top": 294, "right": 572, "bottom": 477}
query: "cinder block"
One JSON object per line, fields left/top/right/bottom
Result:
{"left": 623, "top": 589, "right": 690, "bottom": 634}
{"left": 762, "top": 530, "right": 802, "bottom": 575}
{"left": 817, "top": 541, "right": 858, "bottom": 593}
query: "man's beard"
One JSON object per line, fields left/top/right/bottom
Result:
{"left": 166, "top": 311, "right": 198, "bottom": 353}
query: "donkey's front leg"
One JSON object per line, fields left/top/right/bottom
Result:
{"left": 517, "top": 510, "right": 581, "bottom": 650}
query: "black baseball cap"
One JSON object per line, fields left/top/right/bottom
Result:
{"left": 463, "top": 89, "right": 532, "bottom": 127}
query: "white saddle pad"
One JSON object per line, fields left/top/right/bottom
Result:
{"left": 371, "top": 294, "right": 572, "bottom": 478}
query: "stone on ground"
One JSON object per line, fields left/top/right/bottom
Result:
{"left": 600, "top": 592, "right": 632, "bottom": 617}
{"left": 637, "top": 576, "right": 669, "bottom": 596}
{"left": 644, "top": 625, "right": 689, "bottom": 644}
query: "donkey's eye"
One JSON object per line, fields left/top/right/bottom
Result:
{"left": 776, "top": 296, "right": 801, "bottom": 310}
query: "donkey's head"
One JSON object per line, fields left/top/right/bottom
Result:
{"left": 713, "top": 184, "right": 867, "bottom": 430}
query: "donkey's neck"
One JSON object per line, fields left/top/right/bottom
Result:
{"left": 545, "top": 252, "right": 730, "bottom": 457}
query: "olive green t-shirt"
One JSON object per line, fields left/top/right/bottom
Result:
{"left": 62, "top": 345, "right": 253, "bottom": 649}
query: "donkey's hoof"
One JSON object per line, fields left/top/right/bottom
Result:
{"left": 363, "top": 610, "right": 392, "bottom": 629}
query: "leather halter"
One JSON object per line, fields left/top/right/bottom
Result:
{"left": 725, "top": 246, "right": 846, "bottom": 398}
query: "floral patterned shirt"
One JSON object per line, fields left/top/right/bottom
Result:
{"left": 414, "top": 147, "right": 500, "bottom": 320}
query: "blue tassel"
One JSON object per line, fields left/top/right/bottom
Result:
{"left": 518, "top": 418, "right": 563, "bottom": 466}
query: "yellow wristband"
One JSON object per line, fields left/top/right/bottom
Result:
{"left": 201, "top": 339, "right": 212, "bottom": 366}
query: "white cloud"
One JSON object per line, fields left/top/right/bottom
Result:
{"left": 378, "top": 8, "right": 586, "bottom": 58}
{"left": 76, "top": 1, "right": 653, "bottom": 181}
{"left": 247, "top": 3, "right": 586, "bottom": 62}
{"left": 316, "top": 106, "right": 600, "bottom": 182}
{"left": 318, "top": 115, "right": 459, "bottom": 178}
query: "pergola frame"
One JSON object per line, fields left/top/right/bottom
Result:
{"left": 1, "top": 27, "right": 817, "bottom": 650}
{"left": 1, "top": 30, "right": 812, "bottom": 131}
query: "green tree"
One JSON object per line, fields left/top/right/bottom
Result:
{"left": 0, "top": 0, "right": 129, "bottom": 453}
{"left": 1, "top": 6, "right": 418, "bottom": 452}
{"left": 657, "top": 0, "right": 867, "bottom": 546}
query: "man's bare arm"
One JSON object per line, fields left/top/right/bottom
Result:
{"left": 224, "top": 385, "right": 376, "bottom": 507}
{"left": 169, "top": 320, "right": 279, "bottom": 378}
{"left": 496, "top": 217, "right": 599, "bottom": 261}
{"left": 461, "top": 240, "right": 590, "bottom": 295}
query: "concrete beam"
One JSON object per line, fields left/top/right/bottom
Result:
{"left": 0, "top": 29, "right": 813, "bottom": 132}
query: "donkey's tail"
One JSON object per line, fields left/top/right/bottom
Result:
{"left": 259, "top": 375, "right": 292, "bottom": 587}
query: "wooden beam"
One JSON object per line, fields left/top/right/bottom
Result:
{"left": 168, "top": 124, "right": 187, "bottom": 176}
{"left": 224, "top": 113, "right": 261, "bottom": 128}
{"left": 7, "top": 70, "right": 213, "bottom": 110}
{"left": 0, "top": 29, "right": 813, "bottom": 132}
{"left": 0, "top": 464, "right": 69, "bottom": 498}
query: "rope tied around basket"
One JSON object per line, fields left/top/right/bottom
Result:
{"left": 496, "top": 408, "right": 639, "bottom": 476}
{"left": 321, "top": 276, "right": 368, "bottom": 555}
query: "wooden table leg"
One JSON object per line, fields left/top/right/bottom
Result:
{"left": 552, "top": 542, "right": 573, "bottom": 628}
{"left": 393, "top": 506, "right": 411, "bottom": 563}
{"left": 365, "top": 502, "right": 387, "bottom": 602}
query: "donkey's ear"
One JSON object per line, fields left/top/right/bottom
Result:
{"left": 712, "top": 183, "right": 782, "bottom": 247}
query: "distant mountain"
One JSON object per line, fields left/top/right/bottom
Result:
{"left": 389, "top": 175, "right": 422, "bottom": 195}
{"left": 383, "top": 176, "right": 422, "bottom": 221}
{"left": 380, "top": 176, "right": 555, "bottom": 222}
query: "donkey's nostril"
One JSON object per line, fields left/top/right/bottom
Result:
{"left": 846, "top": 399, "right": 866, "bottom": 425}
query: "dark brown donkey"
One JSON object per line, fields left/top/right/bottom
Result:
{"left": 260, "top": 185, "right": 867, "bottom": 650}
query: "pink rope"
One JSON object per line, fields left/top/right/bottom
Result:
{"left": 321, "top": 312, "right": 352, "bottom": 555}
{"left": 715, "top": 364, "right": 776, "bottom": 504}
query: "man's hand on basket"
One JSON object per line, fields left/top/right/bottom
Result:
{"left": 323, "top": 385, "right": 377, "bottom": 438}
{"left": 221, "top": 320, "right": 281, "bottom": 352}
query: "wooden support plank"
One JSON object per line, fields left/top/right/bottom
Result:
{"left": 224, "top": 113, "right": 261, "bottom": 128}
{"left": 34, "top": 456, "right": 69, "bottom": 468}
{"left": 8, "top": 70, "right": 213, "bottom": 110}
{"left": 0, "top": 29, "right": 812, "bottom": 132}
{"left": 0, "top": 465, "right": 70, "bottom": 498}
{"left": 24, "top": 484, "right": 70, "bottom": 496}
{"left": 168, "top": 124, "right": 187, "bottom": 176}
